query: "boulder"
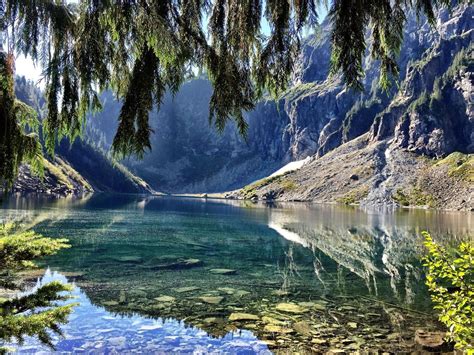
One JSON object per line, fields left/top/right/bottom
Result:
{"left": 228, "top": 313, "right": 260, "bottom": 321}
{"left": 199, "top": 296, "right": 224, "bottom": 304}
{"left": 415, "top": 329, "right": 453, "bottom": 352}
{"left": 209, "top": 268, "right": 237, "bottom": 275}
{"left": 154, "top": 295, "right": 175, "bottom": 303}
{"left": 276, "top": 303, "right": 308, "bottom": 314}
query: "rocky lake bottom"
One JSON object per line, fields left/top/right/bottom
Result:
{"left": 1, "top": 195, "right": 472, "bottom": 353}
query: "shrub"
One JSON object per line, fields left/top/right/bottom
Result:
{"left": 422, "top": 232, "right": 473, "bottom": 350}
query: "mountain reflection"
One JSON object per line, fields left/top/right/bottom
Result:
{"left": 266, "top": 204, "right": 471, "bottom": 305}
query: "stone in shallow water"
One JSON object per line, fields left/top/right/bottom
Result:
{"left": 114, "top": 256, "right": 143, "bottom": 263}
{"left": 263, "top": 324, "right": 294, "bottom": 334}
{"left": 347, "top": 322, "right": 358, "bottom": 329}
{"left": 345, "top": 343, "right": 360, "bottom": 351}
{"left": 218, "top": 287, "right": 236, "bottom": 294}
{"left": 276, "top": 303, "right": 308, "bottom": 314}
{"left": 298, "top": 301, "right": 326, "bottom": 311}
{"left": 387, "top": 333, "right": 400, "bottom": 341}
{"left": 102, "top": 300, "right": 119, "bottom": 306}
{"left": 262, "top": 316, "right": 286, "bottom": 325}
{"left": 293, "top": 321, "right": 313, "bottom": 336}
{"left": 203, "top": 317, "right": 219, "bottom": 324}
{"left": 234, "top": 290, "right": 251, "bottom": 297}
{"left": 154, "top": 295, "right": 175, "bottom": 303}
{"left": 107, "top": 336, "right": 126, "bottom": 347}
{"left": 272, "top": 289, "right": 289, "bottom": 296}
{"left": 209, "top": 268, "right": 237, "bottom": 275}
{"left": 311, "top": 338, "right": 328, "bottom": 345}
{"left": 415, "top": 330, "right": 452, "bottom": 352}
{"left": 151, "top": 258, "right": 203, "bottom": 270}
{"left": 228, "top": 313, "right": 260, "bottom": 321}
{"left": 61, "top": 271, "right": 85, "bottom": 278}
{"left": 339, "top": 305, "right": 357, "bottom": 312}
{"left": 199, "top": 296, "right": 224, "bottom": 304}
{"left": 174, "top": 286, "right": 200, "bottom": 293}
{"left": 263, "top": 340, "right": 277, "bottom": 346}
{"left": 367, "top": 312, "right": 381, "bottom": 317}
{"left": 130, "top": 289, "right": 148, "bottom": 297}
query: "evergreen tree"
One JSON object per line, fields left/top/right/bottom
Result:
{"left": 0, "top": 223, "right": 75, "bottom": 351}
{"left": 0, "top": 0, "right": 464, "bottom": 188}
{"left": 0, "top": 50, "right": 43, "bottom": 191}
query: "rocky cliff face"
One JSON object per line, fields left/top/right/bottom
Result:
{"left": 259, "top": 4, "right": 473, "bottom": 161}
{"left": 370, "top": 6, "right": 473, "bottom": 157}
{"left": 12, "top": 158, "right": 93, "bottom": 197}
{"left": 229, "top": 5, "right": 473, "bottom": 210}
{"left": 86, "top": 4, "right": 471, "bottom": 197}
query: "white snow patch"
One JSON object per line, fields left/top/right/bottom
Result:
{"left": 269, "top": 156, "right": 312, "bottom": 178}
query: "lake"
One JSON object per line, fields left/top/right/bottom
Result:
{"left": 1, "top": 194, "right": 472, "bottom": 353}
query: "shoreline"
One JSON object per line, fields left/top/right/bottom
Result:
{"left": 2, "top": 190, "right": 473, "bottom": 213}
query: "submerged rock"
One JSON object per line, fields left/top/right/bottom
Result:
{"left": 276, "top": 303, "right": 308, "bottom": 314}
{"left": 263, "top": 324, "right": 295, "bottom": 334}
{"left": 154, "top": 295, "right": 175, "bottom": 303}
{"left": 299, "top": 301, "right": 326, "bottom": 311}
{"left": 203, "top": 317, "right": 221, "bottom": 324}
{"left": 347, "top": 322, "right": 358, "bottom": 329}
{"left": 338, "top": 305, "right": 357, "bottom": 312}
{"left": 199, "top": 296, "right": 224, "bottom": 304}
{"left": 228, "top": 313, "right": 260, "bottom": 321}
{"left": 114, "top": 256, "right": 143, "bottom": 264}
{"left": 293, "top": 321, "right": 313, "bottom": 336}
{"left": 218, "top": 287, "right": 236, "bottom": 294}
{"left": 263, "top": 340, "right": 277, "bottom": 347}
{"left": 415, "top": 330, "right": 453, "bottom": 352}
{"left": 150, "top": 258, "right": 203, "bottom": 270}
{"left": 262, "top": 316, "right": 286, "bottom": 325}
{"left": 234, "top": 290, "right": 251, "bottom": 297}
{"left": 174, "top": 286, "right": 200, "bottom": 293}
{"left": 311, "top": 338, "right": 328, "bottom": 345}
{"left": 209, "top": 268, "right": 237, "bottom": 275}
{"left": 272, "top": 289, "right": 289, "bottom": 296}
{"left": 102, "top": 300, "right": 119, "bottom": 306}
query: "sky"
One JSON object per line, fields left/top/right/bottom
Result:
{"left": 15, "top": 54, "right": 43, "bottom": 84}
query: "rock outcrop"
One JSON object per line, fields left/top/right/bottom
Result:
{"left": 229, "top": 5, "right": 473, "bottom": 210}
{"left": 12, "top": 158, "right": 93, "bottom": 197}
{"left": 89, "top": 4, "right": 472, "bottom": 197}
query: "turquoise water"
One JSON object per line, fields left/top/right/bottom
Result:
{"left": 1, "top": 195, "right": 472, "bottom": 353}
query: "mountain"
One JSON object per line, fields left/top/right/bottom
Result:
{"left": 86, "top": 82, "right": 277, "bottom": 193}
{"left": 11, "top": 77, "right": 154, "bottom": 196}
{"left": 85, "top": 4, "right": 472, "bottom": 208}
{"left": 228, "top": 5, "right": 473, "bottom": 210}
{"left": 11, "top": 5, "right": 473, "bottom": 209}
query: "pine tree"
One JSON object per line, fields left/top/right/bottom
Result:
{"left": 0, "top": 223, "right": 75, "bottom": 351}
{"left": 0, "top": 0, "right": 463, "bottom": 188}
